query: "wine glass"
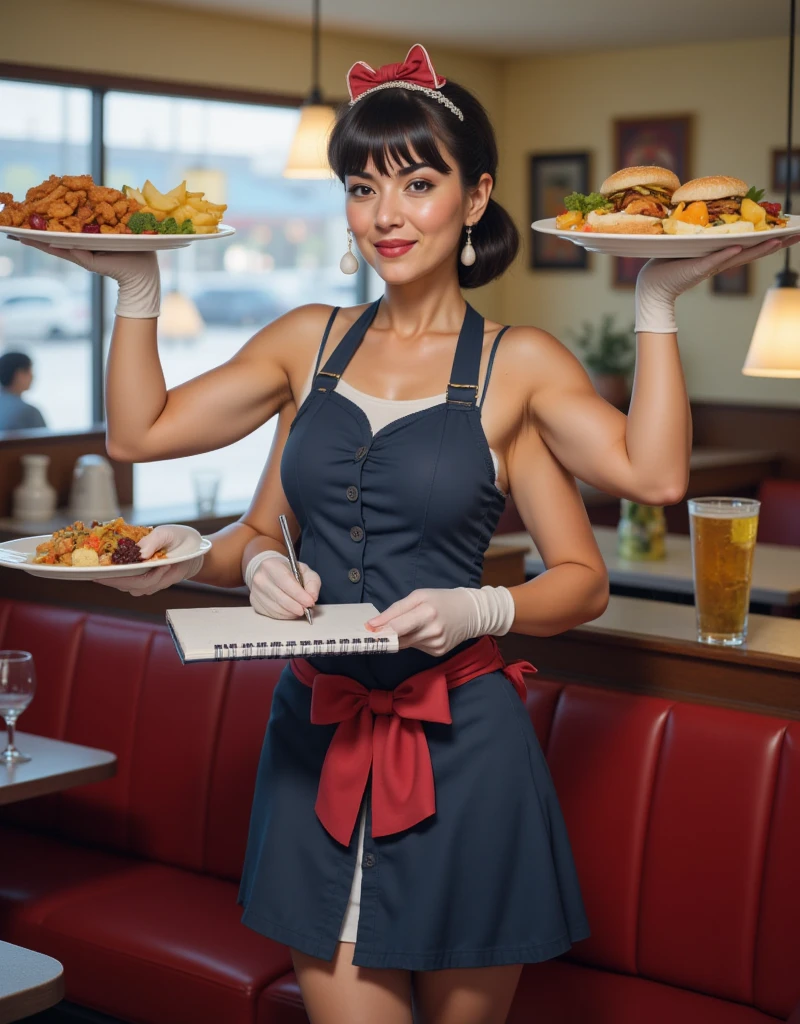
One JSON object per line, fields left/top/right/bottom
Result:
{"left": 0, "top": 651, "right": 36, "bottom": 764}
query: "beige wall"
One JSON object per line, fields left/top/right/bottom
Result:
{"left": 0, "top": 0, "right": 504, "bottom": 315}
{"left": 497, "top": 37, "right": 800, "bottom": 406}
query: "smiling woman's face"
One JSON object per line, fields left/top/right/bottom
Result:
{"left": 345, "top": 146, "right": 479, "bottom": 286}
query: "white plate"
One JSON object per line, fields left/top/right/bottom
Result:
{"left": 531, "top": 215, "right": 800, "bottom": 258}
{"left": 0, "top": 525, "right": 211, "bottom": 580}
{"left": 0, "top": 224, "right": 235, "bottom": 251}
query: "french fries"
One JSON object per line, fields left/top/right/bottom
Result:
{"left": 123, "top": 179, "right": 227, "bottom": 232}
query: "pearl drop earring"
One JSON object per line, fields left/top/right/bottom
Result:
{"left": 460, "top": 225, "right": 476, "bottom": 267}
{"left": 340, "top": 229, "right": 359, "bottom": 275}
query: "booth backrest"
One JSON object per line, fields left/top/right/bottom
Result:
{"left": 1, "top": 599, "right": 798, "bottom": 1020}
{"left": 756, "top": 478, "right": 800, "bottom": 546}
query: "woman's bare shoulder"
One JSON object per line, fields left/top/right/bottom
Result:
{"left": 495, "top": 323, "right": 590, "bottom": 388}
{"left": 263, "top": 301, "right": 373, "bottom": 343}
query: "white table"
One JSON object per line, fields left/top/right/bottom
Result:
{"left": 492, "top": 526, "right": 800, "bottom": 607}
{"left": 0, "top": 732, "right": 116, "bottom": 805}
{"left": 0, "top": 940, "right": 64, "bottom": 1023}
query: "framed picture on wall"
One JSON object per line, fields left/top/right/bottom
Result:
{"left": 771, "top": 148, "right": 800, "bottom": 193}
{"left": 711, "top": 264, "right": 751, "bottom": 297}
{"left": 529, "top": 152, "right": 591, "bottom": 270}
{"left": 612, "top": 114, "right": 693, "bottom": 288}
{"left": 614, "top": 114, "right": 693, "bottom": 181}
{"left": 613, "top": 256, "right": 649, "bottom": 288}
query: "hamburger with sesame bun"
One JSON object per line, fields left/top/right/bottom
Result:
{"left": 557, "top": 165, "right": 680, "bottom": 233}
{"left": 584, "top": 165, "right": 681, "bottom": 234}
{"left": 663, "top": 175, "right": 788, "bottom": 234}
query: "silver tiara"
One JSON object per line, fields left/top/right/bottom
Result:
{"left": 349, "top": 81, "right": 464, "bottom": 121}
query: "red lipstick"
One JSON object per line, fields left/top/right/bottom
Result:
{"left": 374, "top": 239, "right": 416, "bottom": 258}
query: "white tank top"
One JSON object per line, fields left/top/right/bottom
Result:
{"left": 298, "top": 365, "right": 505, "bottom": 495}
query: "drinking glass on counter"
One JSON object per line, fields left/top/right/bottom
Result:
{"left": 688, "top": 497, "right": 760, "bottom": 646}
{"left": 191, "top": 470, "right": 221, "bottom": 516}
{"left": 0, "top": 651, "right": 36, "bottom": 764}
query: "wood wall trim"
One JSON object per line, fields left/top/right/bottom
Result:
{"left": 0, "top": 429, "right": 133, "bottom": 516}
{"left": 692, "top": 401, "right": 800, "bottom": 478}
{"left": 0, "top": 60, "right": 339, "bottom": 108}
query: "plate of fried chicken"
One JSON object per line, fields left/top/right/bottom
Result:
{"left": 0, "top": 174, "right": 234, "bottom": 251}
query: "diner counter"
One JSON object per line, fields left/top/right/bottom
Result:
{"left": 577, "top": 446, "right": 783, "bottom": 507}
{"left": 0, "top": 499, "right": 248, "bottom": 543}
{"left": 499, "top": 595, "right": 800, "bottom": 720}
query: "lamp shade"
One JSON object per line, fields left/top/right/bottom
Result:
{"left": 160, "top": 291, "right": 204, "bottom": 340}
{"left": 284, "top": 104, "right": 336, "bottom": 179}
{"left": 742, "top": 285, "right": 800, "bottom": 377}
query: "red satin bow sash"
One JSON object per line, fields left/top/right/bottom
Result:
{"left": 290, "top": 635, "right": 537, "bottom": 847}
{"left": 347, "top": 43, "right": 446, "bottom": 103}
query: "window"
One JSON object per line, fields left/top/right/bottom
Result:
{"left": 0, "top": 81, "right": 92, "bottom": 430}
{"left": 102, "top": 91, "right": 358, "bottom": 509}
{"left": 1, "top": 74, "right": 363, "bottom": 511}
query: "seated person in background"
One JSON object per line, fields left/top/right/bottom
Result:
{"left": 0, "top": 351, "right": 46, "bottom": 430}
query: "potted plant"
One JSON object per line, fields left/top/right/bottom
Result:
{"left": 569, "top": 313, "right": 635, "bottom": 408}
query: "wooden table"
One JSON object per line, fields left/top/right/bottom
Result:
{"left": 493, "top": 526, "right": 800, "bottom": 608}
{"left": 0, "top": 940, "right": 64, "bottom": 1023}
{"left": 0, "top": 732, "right": 116, "bottom": 805}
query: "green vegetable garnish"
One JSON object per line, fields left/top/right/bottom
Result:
{"left": 178, "top": 219, "right": 195, "bottom": 234}
{"left": 745, "top": 186, "right": 765, "bottom": 203}
{"left": 563, "top": 191, "right": 613, "bottom": 215}
{"left": 127, "top": 211, "right": 159, "bottom": 233}
{"left": 158, "top": 217, "right": 179, "bottom": 234}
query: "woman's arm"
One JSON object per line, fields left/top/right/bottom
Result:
{"left": 106, "top": 303, "right": 334, "bottom": 462}
{"left": 519, "top": 236, "right": 799, "bottom": 506}
{"left": 503, "top": 415, "right": 610, "bottom": 636}
{"left": 523, "top": 327, "right": 690, "bottom": 506}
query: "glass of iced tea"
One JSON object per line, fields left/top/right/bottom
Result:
{"left": 688, "top": 497, "right": 760, "bottom": 646}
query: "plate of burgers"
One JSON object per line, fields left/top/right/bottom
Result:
{"left": 531, "top": 165, "right": 800, "bottom": 257}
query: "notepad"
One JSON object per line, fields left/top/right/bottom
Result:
{"left": 165, "top": 603, "right": 399, "bottom": 663}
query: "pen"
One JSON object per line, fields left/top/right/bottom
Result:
{"left": 278, "top": 514, "right": 313, "bottom": 625}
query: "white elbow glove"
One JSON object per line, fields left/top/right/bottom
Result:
{"left": 16, "top": 240, "right": 160, "bottom": 318}
{"left": 94, "top": 524, "right": 204, "bottom": 596}
{"left": 364, "top": 585, "right": 516, "bottom": 658}
{"left": 245, "top": 549, "right": 322, "bottom": 619}
{"left": 634, "top": 240, "right": 785, "bottom": 333}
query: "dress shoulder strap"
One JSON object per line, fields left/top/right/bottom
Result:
{"left": 446, "top": 303, "right": 484, "bottom": 409}
{"left": 313, "top": 298, "right": 382, "bottom": 393}
{"left": 478, "top": 326, "right": 511, "bottom": 409}
{"left": 312, "top": 306, "right": 341, "bottom": 379}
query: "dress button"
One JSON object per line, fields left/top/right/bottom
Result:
{"left": 346, "top": 485, "right": 359, "bottom": 502}
{"left": 362, "top": 852, "right": 376, "bottom": 869}
{"left": 350, "top": 526, "right": 364, "bottom": 542}
{"left": 348, "top": 568, "right": 361, "bottom": 583}
{"left": 355, "top": 445, "right": 368, "bottom": 460}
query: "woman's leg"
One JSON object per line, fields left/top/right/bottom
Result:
{"left": 291, "top": 942, "right": 414, "bottom": 1024}
{"left": 413, "top": 963, "right": 523, "bottom": 1024}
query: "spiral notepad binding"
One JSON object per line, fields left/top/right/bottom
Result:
{"left": 212, "top": 635, "right": 395, "bottom": 660}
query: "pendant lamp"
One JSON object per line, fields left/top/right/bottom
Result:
{"left": 742, "top": 0, "right": 800, "bottom": 376}
{"left": 284, "top": 0, "right": 335, "bottom": 179}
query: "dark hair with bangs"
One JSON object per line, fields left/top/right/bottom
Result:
{"left": 328, "top": 80, "right": 519, "bottom": 289}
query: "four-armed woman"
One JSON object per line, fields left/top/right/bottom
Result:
{"left": 18, "top": 42, "right": 799, "bottom": 1024}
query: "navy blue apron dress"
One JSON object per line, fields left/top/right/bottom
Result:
{"left": 237, "top": 299, "right": 591, "bottom": 970}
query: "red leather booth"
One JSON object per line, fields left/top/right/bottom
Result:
{"left": 0, "top": 597, "right": 798, "bottom": 1023}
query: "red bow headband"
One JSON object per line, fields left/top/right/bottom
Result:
{"left": 346, "top": 43, "right": 464, "bottom": 121}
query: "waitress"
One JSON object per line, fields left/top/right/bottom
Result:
{"left": 19, "top": 43, "right": 796, "bottom": 1024}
